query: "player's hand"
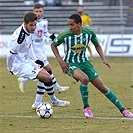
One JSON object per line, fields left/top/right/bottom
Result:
{"left": 50, "top": 34, "right": 56, "bottom": 41}
{"left": 58, "top": 59, "right": 69, "bottom": 74}
{"left": 35, "top": 60, "right": 44, "bottom": 68}
{"left": 102, "top": 60, "right": 112, "bottom": 70}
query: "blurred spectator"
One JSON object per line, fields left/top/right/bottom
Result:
{"left": 77, "top": 5, "right": 92, "bottom": 26}
{"left": 45, "top": 0, "right": 54, "bottom": 6}
{"left": 54, "top": 0, "right": 62, "bottom": 6}
{"left": 108, "top": 0, "right": 118, "bottom": 6}
{"left": 34, "top": 0, "right": 39, "bottom": 3}
{"left": 45, "top": 0, "right": 62, "bottom": 6}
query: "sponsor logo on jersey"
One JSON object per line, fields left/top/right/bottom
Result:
{"left": 71, "top": 44, "right": 85, "bottom": 53}
{"left": 35, "top": 38, "right": 43, "bottom": 43}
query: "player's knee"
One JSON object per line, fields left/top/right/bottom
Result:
{"left": 37, "top": 71, "right": 52, "bottom": 83}
{"left": 80, "top": 76, "right": 89, "bottom": 85}
{"left": 44, "top": 75, "right": 52, "bottom": 82}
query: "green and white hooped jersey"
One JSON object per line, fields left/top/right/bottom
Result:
{"left": 53, "top": 26, "right": 99, "bottom": 63}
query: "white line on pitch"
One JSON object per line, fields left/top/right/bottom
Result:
{"left": 0, "top": 115, "right": 133, "bottom": 120}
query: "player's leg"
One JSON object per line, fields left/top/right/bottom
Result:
{"left": 32, "top": 69, "right": 70, "bottom": 110}
{"left": 47, "top": 70, "right": 69, "bottom": 93}
{"left": 17, "top": 60, "right": 69, "bottom": 93}
{"left": 74, "top": 70, "right": 94, "bottom": 119}
{"left": 32, "top": 68, "right": 55, "bottom": 108}
{"left": 17, "top": 77, "right": 29, "bottom": 93}
{"left": 31, "top": 80, "right": 46, "bottom": 109}
{"left": 17, "top": 77, "right": 37, "bottom": 93}
{"left": 15, "top": 62, "right": 70, "bottom": 109}
{"left": 70, "top": 63, "right": 94, "bottom": 118}
{"left": 14, "top": 61, "right": 40, "bottom": 93}
{"left": 32, "top": 79, "right": 70, "bottom": 110}
{"left": 44, "top": 63, "right": 69, "bottom": 93}
{"left": 91, "top": 77, "right": 133, "bottom": 118}
{"left": 6, "top": 52, "right": 27, "bottom": 93}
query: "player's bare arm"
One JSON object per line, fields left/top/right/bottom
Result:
{"left": 94, "top": 43, "right": 112, "bottom": 70}
{"left": 51, "top": 43, "right": 69, "bottom": 74}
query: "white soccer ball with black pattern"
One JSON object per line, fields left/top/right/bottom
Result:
{"left": 36, "top": 102, "right": 53, "bottom": 119}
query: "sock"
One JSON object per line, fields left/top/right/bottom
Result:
{"left": 105, "top": 88, "right": 125, "bottom": 112}
{"left": 79, "top": 84, "right": 89, "bottom": 108}
{"left": 47, "top": 70, "right": 60, "bottom": 90}
{"left": 34, "top": 80, "right": 45, "bottom": 105}
{"left": 19, "top": 77, "right": 29, "bottom": 83}
{"left": 43, "top": 80, "right": 58, "bottom": 102}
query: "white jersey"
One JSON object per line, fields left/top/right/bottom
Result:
{"left": 9, "top": 24, "right": 32, "bottom": 60}
{"left": 6, "top": 23, "right": 40, "bottom": 79}
{"left": 31, "top": 17, "right": 51, "bottom": 63}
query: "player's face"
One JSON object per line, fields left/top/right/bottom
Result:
{"left": 24, "top": 21, "right": 37, "bottom": 33}
{"left": 33, "top": 8, "right": 44, "bottom": 19}
{"left": 77, "top": 6, "right": 83, "bottom": 15}
{"left": 68, "top": 19, "right": 81, "bottom": 35}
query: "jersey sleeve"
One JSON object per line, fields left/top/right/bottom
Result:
{"left": 44, "top": 32, "right": 51, "bottom": 38}
{"left": 91, "top": 31, "right": 99, "bottom": 45}
{"left": 41, "top": 19, "right": 51, "bottom": 38}
{"left": 53, "top": 31, "right": 65, "bottom": 46}
{"left": 53, "top": 36, "right": 63, "bottom": 46}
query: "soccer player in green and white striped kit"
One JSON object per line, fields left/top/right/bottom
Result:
{"left": 51, "top": 14, "right": 133, "bottom": 118}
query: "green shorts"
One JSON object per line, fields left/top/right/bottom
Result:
{"left": 68, "top": 60, "right": 99, "bottom": 81}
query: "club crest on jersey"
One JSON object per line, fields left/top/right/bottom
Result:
{"left": 38, "top": 30, "right": 42, "bottom": 37}
{"left": 71, "top": 44, "right": 85, "bottom": 53}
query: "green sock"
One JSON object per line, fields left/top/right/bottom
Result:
{"left": 105, "top": 88, "right": 125, "bottom": 112}
{"left": 79, "top": 84, "right": 89, "bottom": 108}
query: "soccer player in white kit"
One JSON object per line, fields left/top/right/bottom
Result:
{"left": 7, "top": 12, "right": 70, "bottom": 110}
{"left": 17, "top": 4, "right": 69, "bottom": 109}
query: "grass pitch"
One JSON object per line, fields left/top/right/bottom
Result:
{"left": 0, "top": 57, "right": 133, "bottom": 133}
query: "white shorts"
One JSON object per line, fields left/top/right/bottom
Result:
{"left": 11, "top": 59, "right": 42, "bottom": 80}
{"left": 42, "top": 59, "right": 49, "bottom": 67}
{"left": 36, "top": 54, "right": 49, "bottom": 67}
{"left": 7, "top": 55, "right": 42, "bottom": 80}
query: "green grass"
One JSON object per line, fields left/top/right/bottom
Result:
{"left": 0, "top": 57, "right": 133, "bottom": 133}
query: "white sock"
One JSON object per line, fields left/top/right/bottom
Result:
{"left": 34, "top": 81, "right": 45, "bottom": 105}
{"left": 49, "top": 73, "right": 61, "bottom": 90}
{"left": 49, "top": 94, "right": 58, "bottom": 102}
{"left": 34, "top": 94, "right": 44, "bottom": 105}
{"left": 53, "top": 82, "right": 61, "bottom": 90}
{"left": 19, "top": 77, "right": 28, "bottom": 83}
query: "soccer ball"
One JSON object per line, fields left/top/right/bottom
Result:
{"left": 36, "top": 102, "right": 53, "bottom": 119}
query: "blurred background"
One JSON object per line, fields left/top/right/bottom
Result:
{"left": 0, "top": 0, "right": 133, "bottom": 57}
{"left": 0, "top": 0, "right": 132, "bottom": 34}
